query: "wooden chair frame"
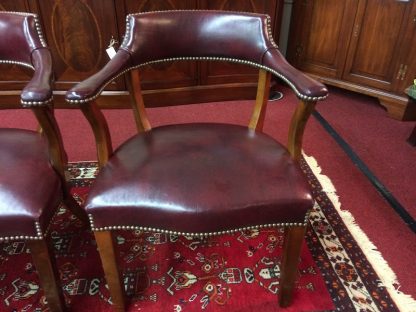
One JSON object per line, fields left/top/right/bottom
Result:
{"left": 80, "top": 66, "right": 316, "bottom": 311}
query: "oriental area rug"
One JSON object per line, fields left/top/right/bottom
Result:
{"left": 0, "top": 157, "right": 406, "bottom": 311}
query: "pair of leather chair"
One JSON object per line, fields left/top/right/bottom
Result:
{"left": 1, "top": 10, "right": 328, "bottom": 312}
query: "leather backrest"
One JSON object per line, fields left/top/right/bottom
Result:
{"left": 120, "top": 10, "right": 277, "bottom": 66}
{"left": 0, "top": 12, "right": 46, "bottom": 66}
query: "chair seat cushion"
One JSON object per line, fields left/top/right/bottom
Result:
{"left": 0, "top": 129, "right": 62, "bottom": 239}
{"left": 86, "top": 123, "right": 313, "bottom": 235}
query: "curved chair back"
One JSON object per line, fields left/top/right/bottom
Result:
{"left": 122, "top": 11, "right": 275, "bottom": 65}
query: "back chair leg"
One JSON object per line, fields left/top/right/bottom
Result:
{"left": 278, "top": 226, "right": 306, "bottom": 307}
{"left": 94, "top": 231, "right": 126, "bottom": 312}
{"left": 28, "top": 239, "right": 66, "bottom": 312}
{"left": 62, "top": 191, "right": 89, "bottom": 225}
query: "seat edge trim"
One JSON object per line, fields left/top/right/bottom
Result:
{"left": 0, "top": 221, "right": 44, "bottom": 242}
{"left": 87, "top": 212, "right": 311, "bottom": 238}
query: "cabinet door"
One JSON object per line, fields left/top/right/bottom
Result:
{"left": 392, "top": 1, "right": 416, "bottom": 94}
{"left": 33, "top": 0, "right": 124, "bottom": 91}
{"left": 122, "top": 0, "right": 199, "bottom": 90}
{"left": 199, "top": 0, "right": 283, "bottom": 85}
{"left": 342, "top": 0, "right": 410, "bottom": 91}
{"left": 0, "top": 1, "right": 33, "bottom": 91}
{"left": 287, "top": 0, "right": 358, "bottom": 79}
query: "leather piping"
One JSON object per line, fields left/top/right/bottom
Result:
{"left": 87, "top": 211, "right": 311, "bottom": 238}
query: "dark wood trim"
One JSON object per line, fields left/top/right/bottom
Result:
{"left": 309, "top": 74, "right": 415, "bottom": 121}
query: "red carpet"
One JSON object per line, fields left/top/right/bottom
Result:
{"left": 0, "top": 161, "right": 398, "bottom": 311}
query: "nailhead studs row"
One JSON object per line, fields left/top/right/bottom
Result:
{"left": 0, "top": 222, "right": 44, "bottom": 242}
{"left": 88, "top": 213, "right": 310, "bottom": 238}
{"left": 66, "top": 56, "right": 327, "bottom": 105}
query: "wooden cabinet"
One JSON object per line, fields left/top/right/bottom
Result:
{"left": 0, "top": 0, "right": 283, "bottom": 108}
{"left": 288, "top": 0, "right": 416, "bottom": 120}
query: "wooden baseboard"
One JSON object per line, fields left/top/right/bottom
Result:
{"left": 307, "top": 74, "right": 415, "bottom": 121}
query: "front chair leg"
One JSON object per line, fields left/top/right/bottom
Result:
{"left": 28, "top": 239, "right": 66, "bottom": 312}
{"left": 278, "top": 226, "right": 306, "bottom": 307}
{"left": 94, "top": 231, "right": 126, "bottom": 312}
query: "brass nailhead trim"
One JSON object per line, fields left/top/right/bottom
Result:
{"left": 0, "top": 59, "right": 34, "bottom": 70}
{"left": 21, "top": 96, "right": 54, "bottom": 107}
{"left": 69, "top": 11, "right": 323, "bottom": 105}
{"left": 88, "top": 212, "right": 310, "bottom": 238}
{"left": 0, "top": 221, "right": 44, "bottom": 242}
{"left": 66, "top": 57, "right": 328, "bottom": 105}
{"left": 0, "top": 12, "right": 50, "bottom": 106}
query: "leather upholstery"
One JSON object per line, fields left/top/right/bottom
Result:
{"left": 86, "top": 124, "right": 313, "bottom": 233}
{"left": 0, "top": 129, "right": 62, "bottom": 237}
{"left": 0, "top": 12, "right": 61, "bottom": 239}
{"left": 66, "top": 11, "right": 328, "bottom": 103}
{"left": 0, "top": 12, "right": 52, "bottom": 104}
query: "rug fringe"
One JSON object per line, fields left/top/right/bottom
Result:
{"left": 303, "top": 153, "right": 416, "bottom": 312}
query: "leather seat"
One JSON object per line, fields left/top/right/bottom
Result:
{"left": 0, "top": 129, "right": 62, "bottom": 238}
{"left": 86, "top": 123, "right": 313, "bottom": 234}
{"left": 66, "top": 10, "right": 328, "bottom": 311}
{"left": 0, "top": 11, "right": 87, "bottom": 312}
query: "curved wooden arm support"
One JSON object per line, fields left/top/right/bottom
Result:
{"left": 249, "top": 69, "right": 271, "bottom": 131}
{"left": 127, "top": 69, "right": 151, "bottom": 133}
{"left": 31, "top": 105, "right": 66, "bottom": 178}
{"left": 288, "top": 100, "right": 317, "bottom": 161}
{"left": 80, "top": 101, "right": 113, "bottom": 168}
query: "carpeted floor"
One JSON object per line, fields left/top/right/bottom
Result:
{"left": 0, "top": 161, "right": 398, "bottom": 311}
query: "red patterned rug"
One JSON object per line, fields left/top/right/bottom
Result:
{"left": 0, "top": 160, "right": 399, "bottom": 311}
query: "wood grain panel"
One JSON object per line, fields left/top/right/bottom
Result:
{"left": 35, "top": 0, "right": 124, "bottom": 91}
{"left": 343, "top": 0, "right": 409, "bottom": 90}
{"left": 393, "top": 1, "right": 416, "bottom": 94}
{"left": 288, "top": 0, "right": 358, "bottom": 79}
{"left": 122, "top": 0, "right": 199, "bottom": 90}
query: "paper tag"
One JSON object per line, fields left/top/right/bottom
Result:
{"left": 106, "top": 46, "right": 117, "bottom": 59}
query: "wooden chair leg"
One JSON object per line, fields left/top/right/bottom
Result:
{"left": 94, "top": 231, "right": 126, "bottom": 312}
{"left": 62, "top": 191, "right": 89, "bottom": 225}
{"left": 28, "top": 239, "right": 66, "bottom": 312}
{"left": 278, "top": 226, "right": 306, "bottom": 307}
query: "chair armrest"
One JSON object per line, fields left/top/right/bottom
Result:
{"left": 65, "top": 50, "right": 132, "bottom": 104}
{"left": 21, "top": 48, "right": 53, "bottom": 106}
{"left": 263, "top": 48, "right": 328, "bottom": 101}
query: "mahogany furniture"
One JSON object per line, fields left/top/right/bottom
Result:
{"left": 288, "top": 0, "right": 416, "bottom": 120}
{"left": 0, "top": 11, "right": 87, "bottom": 312}
{"left": 0, "top": 0, "right": 283, "bottom": 108}
{"left": 66, "top": 11, "right": 328, "bottom": 311}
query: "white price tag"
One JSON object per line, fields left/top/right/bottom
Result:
{"left": 106, "top": 46, "right": 117, "bottom": 59}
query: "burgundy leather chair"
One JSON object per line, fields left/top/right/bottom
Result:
{"left": 66, "top": 11, "right": 328, "bottom": 311}
{"left": 0, "top": 12, "right": 87, "bottom": 312}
